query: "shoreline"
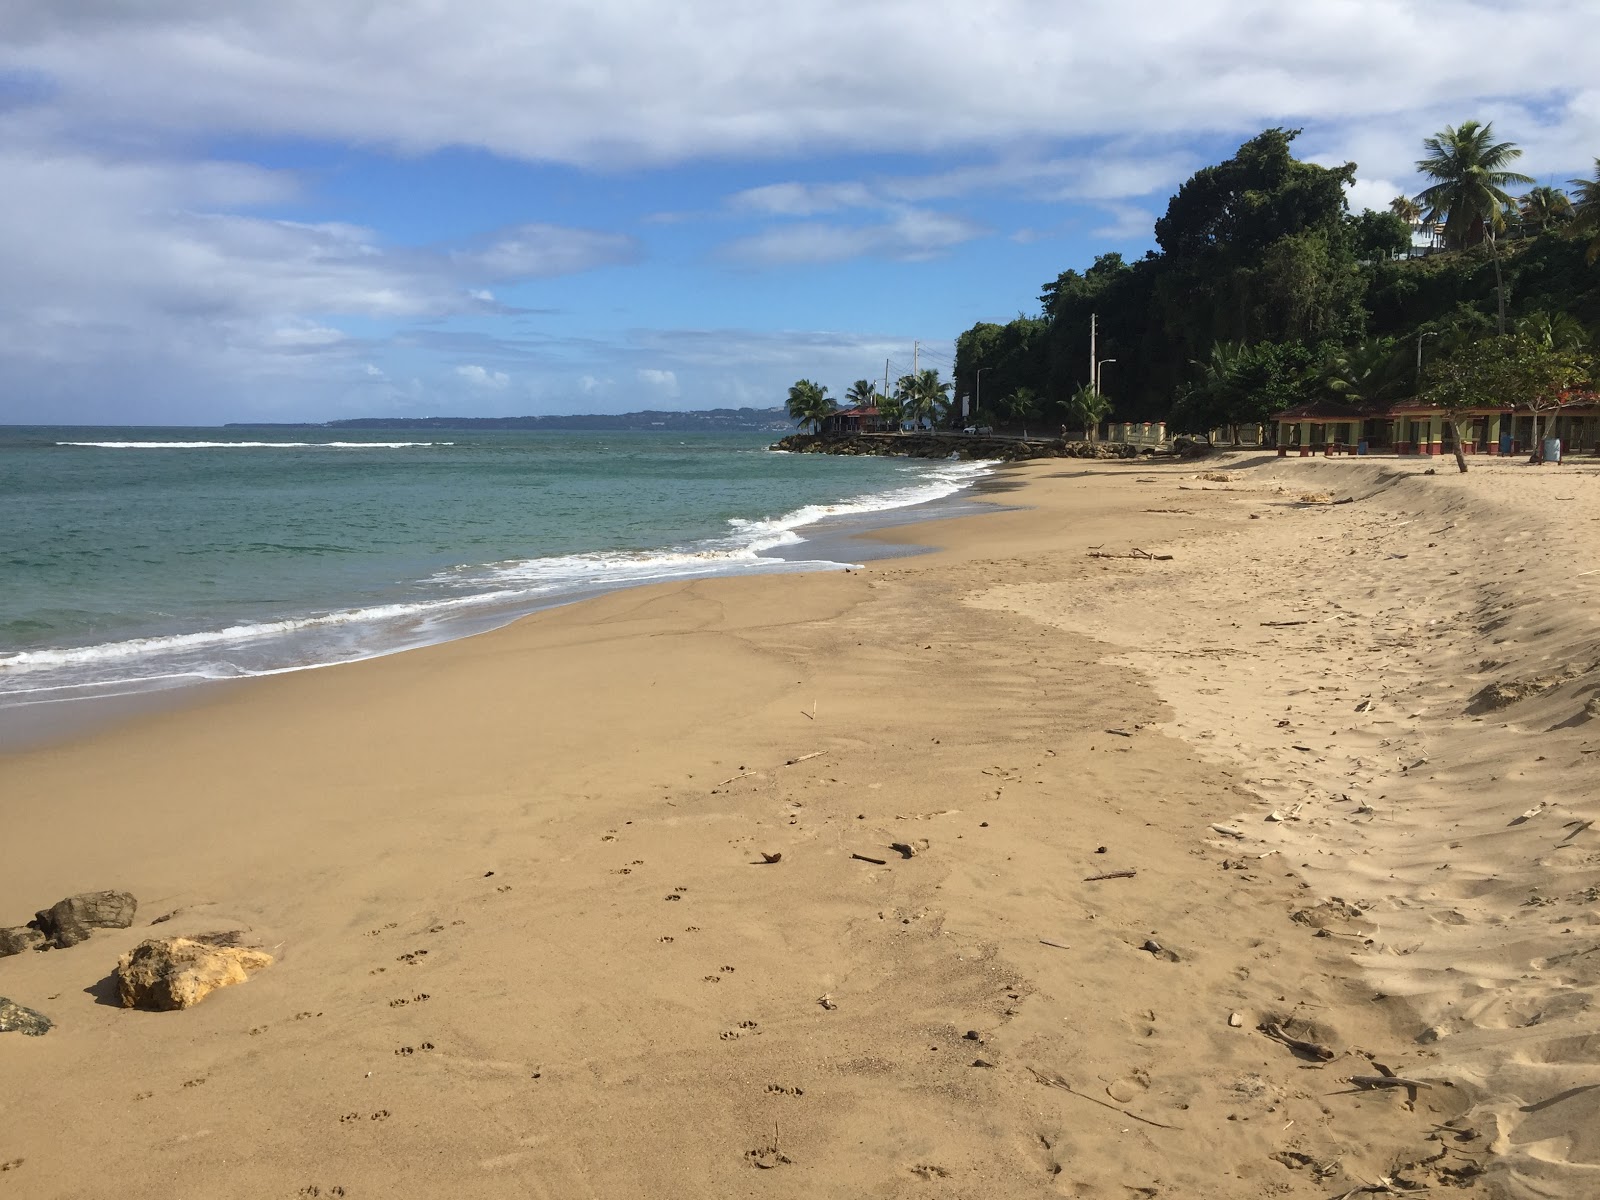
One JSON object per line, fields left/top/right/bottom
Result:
{"left": 0, "top": 454, "right": 998, "bottom": 751}
{"left": 1, "top": 454, "right": 1591, "bottom": 1197}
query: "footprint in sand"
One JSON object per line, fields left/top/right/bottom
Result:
{"left": 370, "top": 1110, "right": 390, "bottom": 1122}
{"left": 910, "top": 1164, "right": 951, "bottom": 1180}
{"left": 396, "top": 949, "right": 430, "bottom": 964}
{"left": 685, "top": 926, "right": 701, "bottom": 933}
{"left": 388, "top": 993, "right": 431, "bottom": 1008}
{"left": 363, "top": 922, "right": 399, "bottom": 937}
{"left": 369, "top": 967, "right": 386, "bottom": 975}
{"left": 720, "top": 1020, "right": 760, "bottom": 1041}
{"left": 339, "top": 1113, "right": 361, "bottom": 1124}
{"left": 744, "top": 1145, "right": 792, "bottom": 1169}
{"left": 664, "top": 894, "right": 682, "bottom": 902}
{"left": 133, "top": 1092, "right": 153, "bottom": 1102}
{"left": 426, "top": 925, "right": 444, "bottom": 934}
{"left": 615, "top": 868, "right": 633, "bottom": 875}
{"left": 765, "top": 1084, "right": 804, "bottom": 1096}
{"left": 496, "top": 885, "right": 512, "bottom": 893}
{"left": 720, "top": 965, "right": 735, "bottom": 973}
{"left": 181, "top": 1078, "right": 206, "bottom": 1089}
{"left": 1, "top": 1160, "right": 23, "bottom": 1172}
{"left": 658, "top": 936, "right": 675, "bottom": 943}
{"left": 249, "top": 1025, "right": 269, "bottom": 1036}
{"left": 297, "top": 1187, "right": 346, "bottom": 1198}
{"left": 703, "top": 975, "right": 722, "bottom": 983}
{"left": 294, "top": 1011, "right": 320, "bottom": 1021}
{"left": 395, "top": 1043, "right": 436, "bottom": 1056}
{"left": 601, "top": 831, "right": 617, "bottom": 841}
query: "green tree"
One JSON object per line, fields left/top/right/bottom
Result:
{"left": 845, "top": 379, "right": 878, "bottom": 408}
{"left": 785, "top": 379, "right": 835, "bottom": 433}
{"left": 1348, "top": 209, "right": 1413, "bottom": 261}
{"left": 1519, "top": 186, "right": 1573, "bottom": 235}
{"left": 1413, "top": 121, "right": 1534, "bottom": 249}
{"left": 1570, "top": 159, "right": 1600, "bottom": 264}
{"left": 1067, "top": 384, "right": 1111, "bottom": 440}
{"left": 1422, "top": 333, "right": 1592, "bottom": 472}
{"left": 1389, "top": 195, "right": 1423, "bottom": 226}
{"left": 895, "top": 369, "right": 951, "bottom": 428}
{"left": 1318, "top": 338, "right": 1407, "bottom": 405}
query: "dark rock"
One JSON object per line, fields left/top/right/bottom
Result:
{"left": 0, "top": 927, "right": 46, "bottom": 957}
{"left": 29, "top": 890, "right": 138, "bottom": 949}
{"left": 0, "top": 997, "right": 52, "bottom": 1036}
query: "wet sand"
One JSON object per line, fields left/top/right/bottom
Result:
{"left": 1, "top": 454, "right": 1594, "bottom": 1198}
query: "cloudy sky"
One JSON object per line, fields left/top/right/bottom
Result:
{"left": 3, "top": 1, "right": 1597, "bottom": 425}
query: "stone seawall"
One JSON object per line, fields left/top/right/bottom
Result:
{"left": 771, "top": 433, "right": 1149, "bottom": 461}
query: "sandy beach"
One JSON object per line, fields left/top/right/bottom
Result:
{"left": 2, "top": 454, "right": 1596, "bottom": 1199}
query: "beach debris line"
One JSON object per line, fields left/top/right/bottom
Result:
{"left": 1025, "top": 1066, "right": 1181, "bottom": 1130}
{"left": 0, "top": 997, "right": 53, "bottom": 1036}
{"left": 816, "top": 994, "right": 837, "bottom": 1010}
{"left": 1083, "top": 869, "right": 1137, "bottom": 882}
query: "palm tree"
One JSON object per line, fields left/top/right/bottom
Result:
{"left": 1415, "top": 121, "right": 1533, "bottom": 335}
{"left": 1413, "top": 121, "right": 1534, "bottom": 249}
{"left": 786, "top": 379, "right": 835, "bottom": 434}
{"left": 1515, "top": 310, "right": 1590, "bottom": 351}
{"left": 1389, "top": 195, "right": 1422, "bottom": 226}
{"left": 845, "top": 379, "right": 878, "bottom": 409}
{"left": 1570, "top": 158, "right": 1600, "bottom": 264}
{"left": 895, "top": 369, "right": 951, "bottom": 429}
{"left": 1319, "top": 339, "right": 1406, "bottom": 406}
{"left": 1519, "top": 186, "right": 1573, "bottom": 235}
{"left": 1067, "top": 384, "right": 1111, "bottom": 442}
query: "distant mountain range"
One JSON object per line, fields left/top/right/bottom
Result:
{"left": 225, "top": 407, "right": 795, "bottom": 432}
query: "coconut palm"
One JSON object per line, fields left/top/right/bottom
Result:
{"left": 894, "top": 368, "right": 952, "bottom": 429}
{"left": 1388, "top": 195, "right": 1422, "bottom": 226}
{"left": 845, "top": 379, "right": 878, "bottom": 409}
{"left": 1515, "top": 311, "right": 1590, "bottom": 352}
{"left": 1571, "top": 158, "right": 1600, "bottom": 264}
{"left": 1518, "top": 186, "right": 1573, "bottom": 234}
{"left": 785, "top": 379, "right": 835, "bottom": 433}
{"left": 1319, "top": 339, "right": 1407, "bottom": 405}
{"left": 1067, "top": 384, "right": 1111, "bottom": 441}
{"left": 1413, "top": 121, "right": 1534, "bottom": 248}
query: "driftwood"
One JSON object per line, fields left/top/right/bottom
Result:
{"left": 1258, "top": 1021, "right": 1335, "bottom": 1062}
{"left": 1261, "top": 620, "right": 1310, "bottom": 627}
{"left": 1349, "top": 1075, "right": 1434, "bottom": 1090}
{"left": 1083, "top": 870, "right": 1137, "bottom": 882}
{"left": 850, "top": 853, "right": 887, "bottom": 866}
{"left": 1086, "top": 548, "right": 1174, "bottom": 561}
{"left": 1026, "top": 1067, "right": 1181, "bottom": 1130}
{"left": 1038, "top": 939, "right": 1071, "bottom": 950}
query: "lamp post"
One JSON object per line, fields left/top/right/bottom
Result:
{"left": 1415, "top": 330, "right": 1439, "bottom": 388}
{"left": 974, "top": 368, "right": 991, "bottom": 424}
{"left": 1096, "top": 358, "right": 1116, "bottom": 394}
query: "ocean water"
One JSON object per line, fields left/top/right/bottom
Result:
{"left": 0, "top": 427, "right": 987, "bottom": 710}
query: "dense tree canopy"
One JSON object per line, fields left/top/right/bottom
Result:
{"left": 951, "top": 122, "right": 1600, "bottom": 439}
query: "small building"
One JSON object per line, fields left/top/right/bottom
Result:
{"left": 1273, "top": 394, "right": 1600, "bottom": 457}
{"left": 820, "top": 405, "right": 895, "bottom": 434}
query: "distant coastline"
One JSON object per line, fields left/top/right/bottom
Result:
{"left": 225, "top": 407, "right": 794, "bottom": 433}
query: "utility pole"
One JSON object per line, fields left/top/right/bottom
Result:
{"left": 913, "top": 340, "right": 919, "bottom": 377}
{"left": 1088, "top": 314, "right": 1097, "bottom": 392}
{"left": 883, "top": 358, "right": 890, "bottom": 401}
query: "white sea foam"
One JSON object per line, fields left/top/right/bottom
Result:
{"left": 0, "top": 456, "right": 989, "bottom": 704}
{"left": 56, "top": 441, "right": 451, "bottom": 449}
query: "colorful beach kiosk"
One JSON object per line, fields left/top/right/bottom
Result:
{"left": 1273, "top": 392, "right": 1600, "bottom": 458}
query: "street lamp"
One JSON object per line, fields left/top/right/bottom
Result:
{"left": 1096, "top": 358, "right": 1116, "bottom": 393}
{"left": 974, "top": 367, "right": 992, "bottom": 422}
{"left": 1415, "top": 330, "right": 1439, "bottom": 388}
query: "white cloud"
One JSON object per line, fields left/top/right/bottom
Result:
{"left": 635, "top": 368, "right": 680, "bottom": 397}
{"left": 456, "top": 364, "right": 511, "bottom": 388}
{"left": 1088, "top": 204, "right": 1156, "bottom": 242}
{"left": 4, "top": 1, "right": 1595, "bottom": 174}
{"left": 723, "top": 209, "right": 987, "bottom": 265}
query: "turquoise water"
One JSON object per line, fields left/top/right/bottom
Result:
{"left": 0, "top": 427, "right": 985, "bottom": 707}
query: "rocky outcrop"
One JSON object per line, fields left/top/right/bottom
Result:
{"left": 0, "top": 927, "right": 46, "bottom": 957}
{"left": 772, "top": 433, "right": 1145, "bottom": 461}
{"left": 114, "top": 935, "right": 273, "bottom": 1011}
{"left": 29, "top": 890, "right": 137, "bottom": 949}
{"left": 0, "top": 997, "right": 52, "bottom": 1036}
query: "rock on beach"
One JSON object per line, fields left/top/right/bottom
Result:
{"left": 0, "top": 997, "right": 53, "bottom": 1036}
{"left": 30, "top": 890, "right": 138, "bottom": 949}
{"left": 114, "top": 935, "right": 274, "bottom": 1011}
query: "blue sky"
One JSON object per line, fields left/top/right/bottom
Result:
{"left": 2, "top": 1, "right": 1597, "bottom": 425}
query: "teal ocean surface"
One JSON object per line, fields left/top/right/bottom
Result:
{"left": 0, "top": 427, "right": 987, "bottom": 709}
